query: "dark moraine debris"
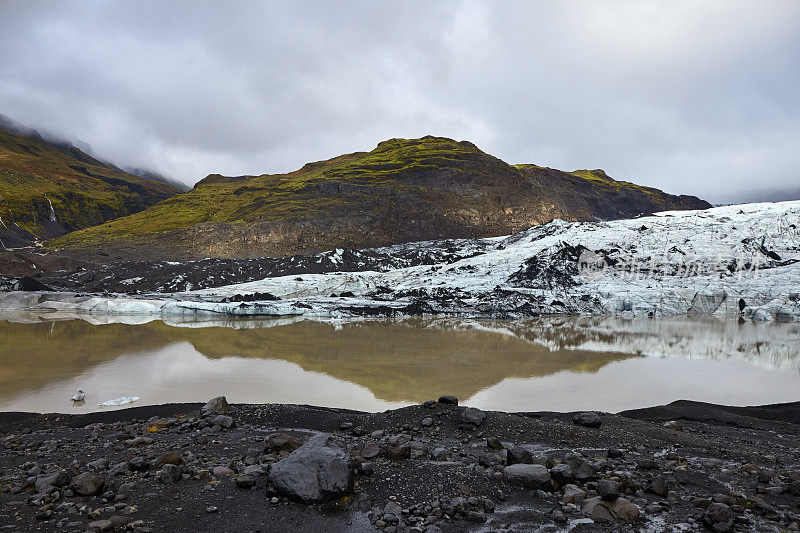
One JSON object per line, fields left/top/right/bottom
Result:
{"left": 1, "top": 399, "right": 798, "bottom": 532}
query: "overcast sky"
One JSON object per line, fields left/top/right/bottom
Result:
{"left": 1, "top": 1, "right": 799, "bottom": 203}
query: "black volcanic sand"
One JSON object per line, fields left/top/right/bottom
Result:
{"left": 1, "top": 400, "right": 799, "bottom": 532}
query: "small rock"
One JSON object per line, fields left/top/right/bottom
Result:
{"left": 486, "top": 437, "right": 503, "bottom": 450}
{"left": 645, "top": 476, "right": 670, "bottom": 497}
{"left": 607, "top": 448, "right": 623, "bottom": 459}
{"left": 212, "top": 466, "right": 234, "bottom": 477}
{"left": 154, "top": 452, "right": 184, "bottom": 468}
{"left": 507, "top": 446, "right": 533, "bottom": 465}
{"left": 549, "top": 463, "right": 574, "bottom": 486}
{"left": 159, "top": 465, "right": 182, "bottom": 484}
{"left": 264, "top": 433, "right": 302, "bottom": 453}
{"left": 35, "top": 470, "right": 72, "bottom": 492}
{"left": 383, "top": 443, "right": 411, "bottom": 460}
{"left": 596, "top": 480, "right": 620, "bottom": 501}
{"left": 213, "top": 415, "right": 235, "bottom": 429}
{"left": 87, "top": 519, "right": 114, "bottom": 532}
{"left": 127, "top": 457, "right": 149, "bottom": 472}
{"left": 562, "top": 484, "right": 587, "bottom": 505}
{"left": 359, "top": 442, "right": 381, "bottom": 460}
{"left": 572, "top": 412, "right": 602, "bottom": 428}
{"left": 503, "top": 464, "right": 551, "bottom": 490}
{"left": 438, "top": 395, "right": 458, "bottom": 405}
{"left": 421, "top": 417, "right": 433, "bottom": 427}
{"left": 71, "top": 472, "right": 105, "bottom": 496}
{"left": 87, "top": 458, "right": 109, "bottom": 471}
{"left": 236, "top": 476, "right": 255, "bottom": 489}
{"left": 460, "top": 407, "right": 486, "bottom": 426}
{"left": 206, "top": 506, "right": 218, "bottom": 513}
{"left": 582, "top": 496, "right": 640, "bottom": 524}
{"left": 702, "top": 502, "right": 735, "bottom": 532}
{"left": 201, "top": 396, "right": 230, "bottom": 417}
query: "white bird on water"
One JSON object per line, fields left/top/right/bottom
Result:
{"left": 71, "top": 389, "right": 85, "bottom": 402}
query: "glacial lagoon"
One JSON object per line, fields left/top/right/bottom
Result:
{"left": 1, "top": 314, "right": 799, "bottom": 414}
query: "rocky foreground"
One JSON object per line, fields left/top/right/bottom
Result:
{"left": 1, "top": 398, "right": 800, "bottom": 532}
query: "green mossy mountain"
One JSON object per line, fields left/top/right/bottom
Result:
{"left": 50, "top": 136, "right": 710, "bottom": 260}
{"left": 0, "top": 117, "right": 182, "bottom": 248}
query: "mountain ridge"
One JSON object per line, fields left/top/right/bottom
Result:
{"left": 48, "top": 135, "right": 710, "bottom": 260}
{"left": 0, "top": 116, "right": 182, "bottom": 248}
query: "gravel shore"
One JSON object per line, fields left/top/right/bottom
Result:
{"left": 1, "top": 399, "right": 799, "bottom": 532}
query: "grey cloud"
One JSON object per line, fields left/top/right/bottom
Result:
{"left": 1, "top": 0, "right": 798, "bottom": 203}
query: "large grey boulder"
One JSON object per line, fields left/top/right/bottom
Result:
{"left": 503, "top": 464, "right": 551, "bottom": 490}
{"left": 267, "top": 434, "right": 353, "bottom": 503}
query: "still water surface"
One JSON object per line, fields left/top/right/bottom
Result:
{"left": 1, "top": 314, "right": 799, "bottom": 413}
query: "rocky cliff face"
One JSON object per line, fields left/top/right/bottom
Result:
{"left": 49, "top": 136, "right": 710, "bottom": 260}
{"left": 0, "top": 116, "right": 182, "bottom": 248}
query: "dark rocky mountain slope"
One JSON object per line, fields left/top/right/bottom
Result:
{"left": 0, "top": 116, "right": 182, "bottom": 248}
{"left": 48, "top": 136, "right": 709, "bottom": 260}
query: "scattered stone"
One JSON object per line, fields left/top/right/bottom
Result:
{"left": 582, "top": 496, "right": 640, "bottom": 524}
{"left": 87, "top": 458, "right": 110, "bottom": 471}
{"left": 35, "top": 469, "right": 72, "bottom": 492}
{"left": 503, "top": 464, "right": 551, "bottom": 490}
{"left": 154, "top": 451, "right": 184, "bottom": 468}
{"left": 236, "top": 476, "right": 255, "bottom": 489}
{"left": 159, "top": 464, "right": 182, "bottom": 484}
{"left": 562, "top": 484, "right": 587, "bottom": 505}
{"left": 596, "top": 479, "right": 620, "bottom": 501}
{"left": 264, "top": 433, "right": 302, "bottom": 453}
{"left": 486, "top": 437, "right": 503, "bottom": 450}
{"left": 359, "top": 442, "right": 381, "bottom": 460}
{"left": 212, "top": 466, "right": 234, "bottom": 477}
{"left": 607, "top": 448, "right": 623, "bottom": 459}
{"left": 507, "top": 445, "right": 533, "bottom": 465}
{"left": 128, "top": 457, "right": 150, "bottom": 472}
{"left": 421, "top": 417, "right": 433, "bottom": 427}
{"left": 201, "top": 396, "right": 230, "bottom": 417}
{"left": 213, "top": 415, "right": 235, "bottom": 429}
{"left": 71, "top": 472, "right": 105, "bottom": 496}
{"left": 460, "top": 407, "right": 486, "bottom": 426}
{"left": 549, "top": 463, "right": 573, "bottom": 486}
{"left": 572, "top": 412, "right": 602, "bottom": 428}
{"left": 646, "top": 476, "right": 670, "bottom": 497}
{"left": 437, "top": 395, "right": 458, "bottom": 405}
{"left": 702, "top": 502, "right": 735, "bottom": 532}
{"left": 87, "top": 519, "right": 114, "bottom": 532}
{"left": 383, "top": 443, "right": 411, "bottom": 460}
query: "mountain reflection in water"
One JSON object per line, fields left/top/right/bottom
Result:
{"left": 0, "top": 315, "right": 798, "bottom": 413}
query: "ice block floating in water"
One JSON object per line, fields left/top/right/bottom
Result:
{"left": 98, "top": 396, "right": 140, "bottom": 407}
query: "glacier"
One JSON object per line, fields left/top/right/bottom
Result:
{"left": 1, "top": 201, "right": 798, "bottom": 322}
